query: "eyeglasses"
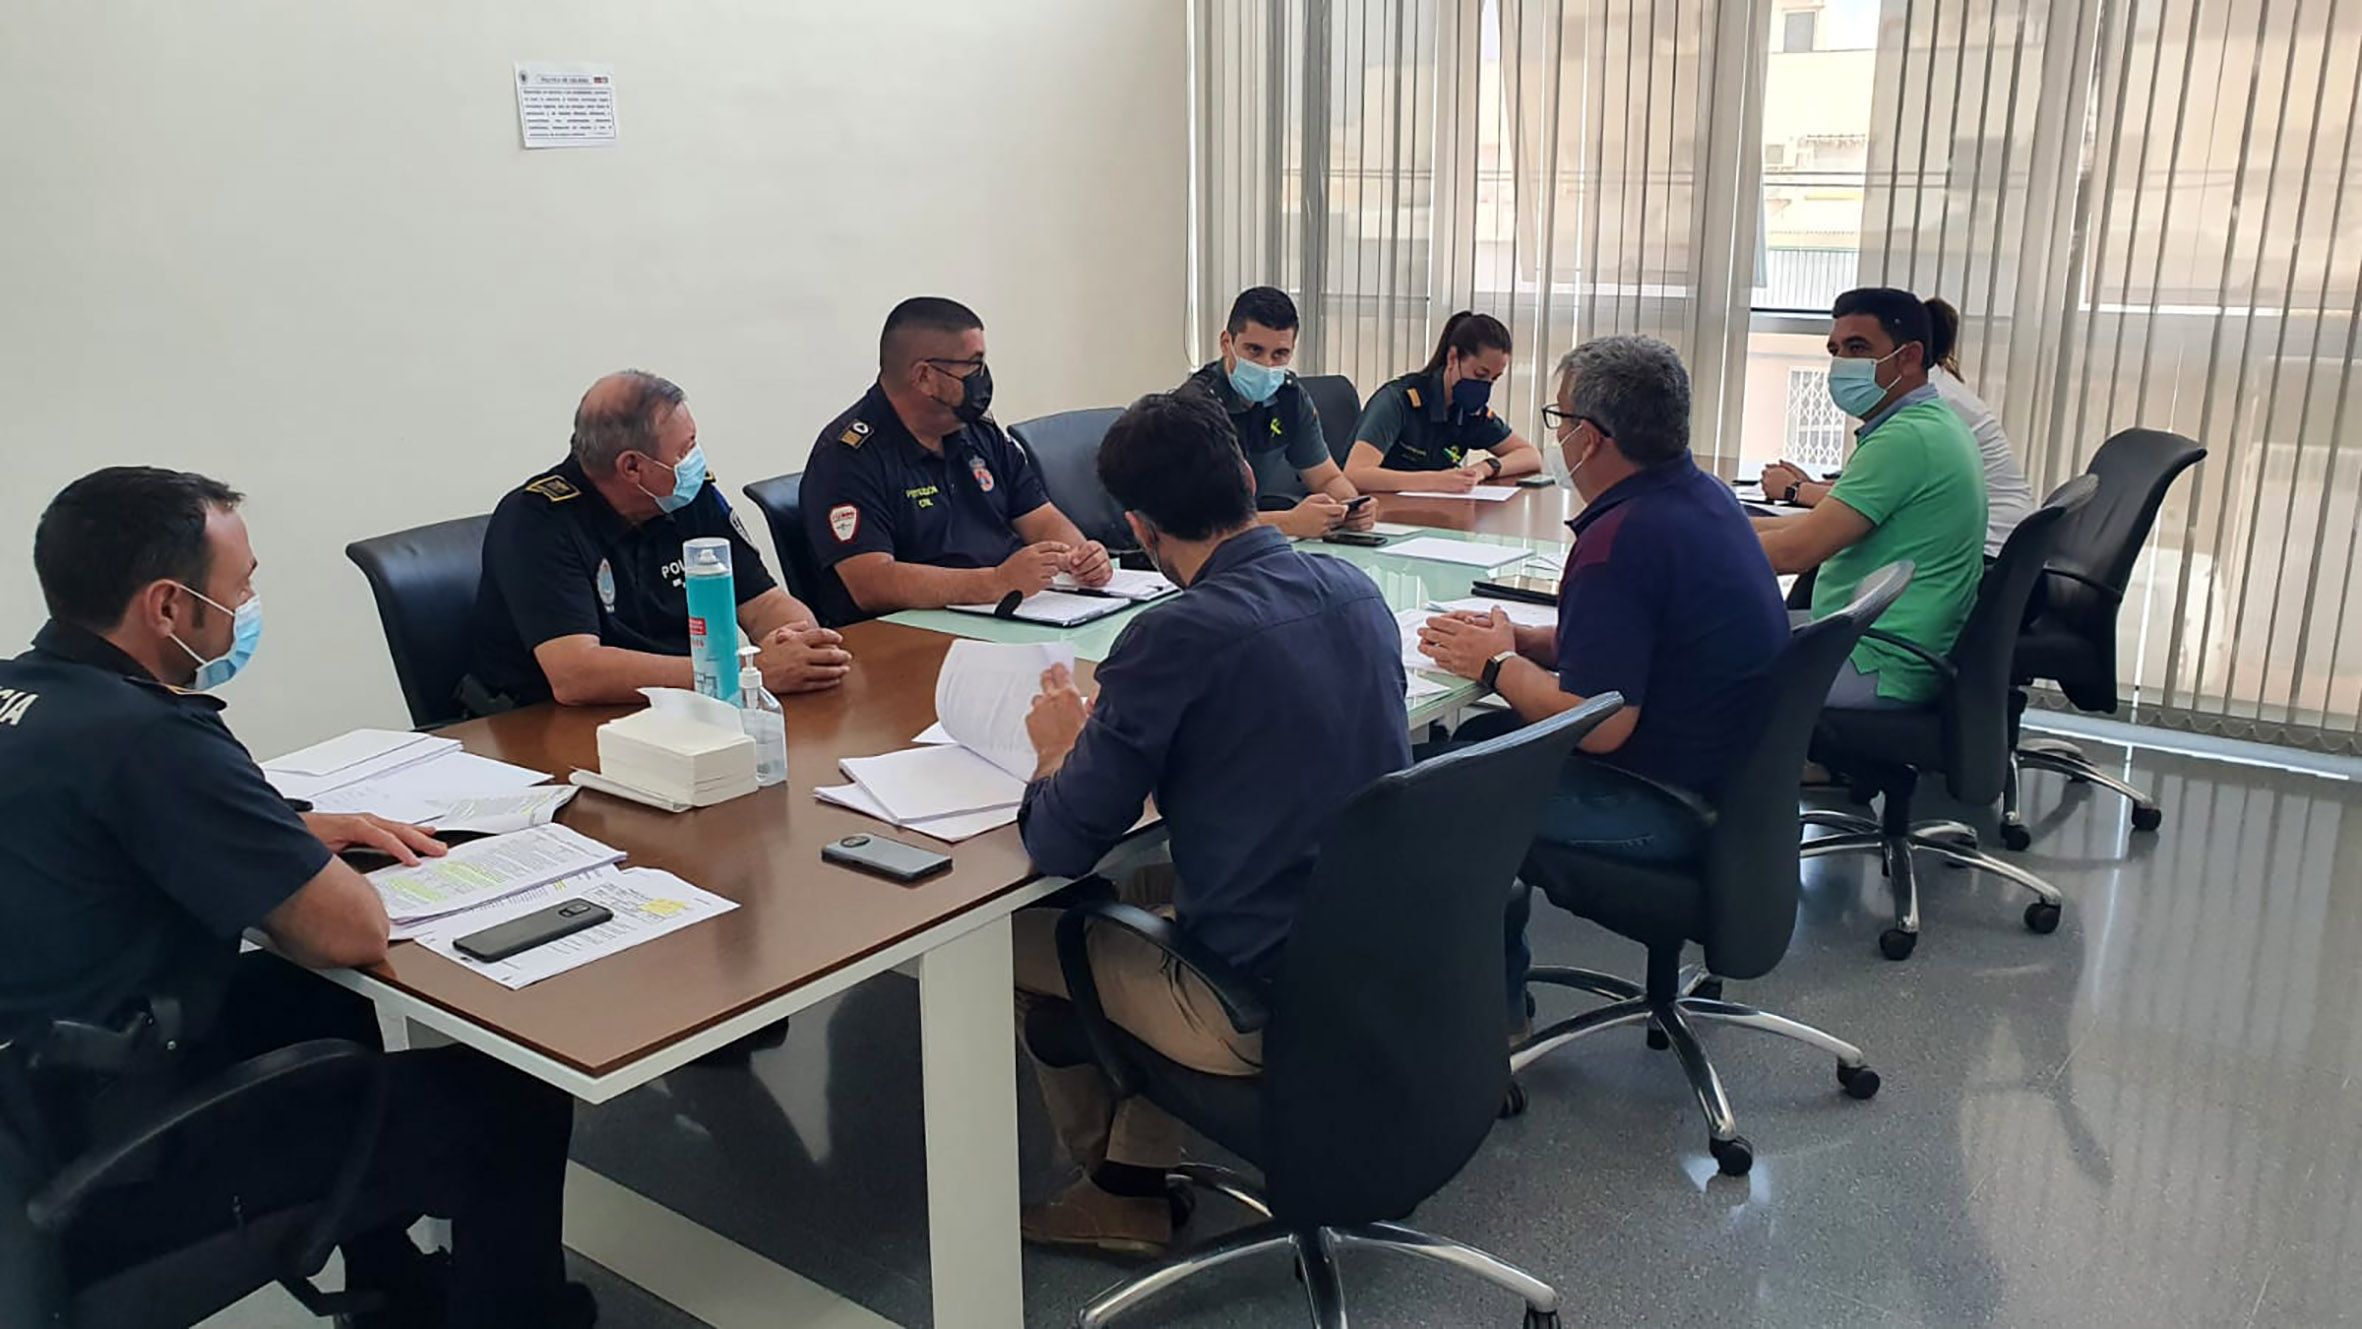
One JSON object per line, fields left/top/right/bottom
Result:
{"left": 1540, "top": 404, "right": 1573, "bottom": 429}
{"left": 923, "top": 357, "right": 987, "bottom": 379}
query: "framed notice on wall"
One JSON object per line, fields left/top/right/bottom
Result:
{"left": 514, "top": 63, "right": 618, "bottom": 149}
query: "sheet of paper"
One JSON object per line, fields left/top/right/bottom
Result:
{"left": 913, "top": 722, "right": 956, "bottom": 745}
{"left": 1055, "top": 568, "right": 1177, "bottom": 601}
{"left": 1379, "top": 536, "right": 1531, "bottom": 570}
{"left": 1395, "top": 608, "right": 1436, "bottom": 672}
{"left": 264, "top": 729, "right": 451, "bottom": 779}
{"left": 514, "top": 63, "right": 618, "bottom": 150}
{"left": 950, "top": 590, "right": 1123, "bottom": 626}
{"left": 415, "top": 867, "right": 736, "bottom": 990}
{"left": 934, "top": 639, "right": 1077, "bottom": 780}
{"left": 427, "top": 786, "right": 578, "bottom": 836}
{"left": 1371, "top": 522, "right": 1424, "bottom": 537}
{"left": 814, "top": 783, "right": 1018, "bottom": 844}
{"left": 1427, "top": 596, "right": 1561, "bottom": 629}
{"left": 305, "top": 750, "right": 554, "bottom": 824}
{"left": 368, "top": 823, "right": 624, "bottom": 923}
{"left": 840, "top": 745, "right": 1028, "bottom": 823}
{"left": 1395, "top": 486, "right": 1520, "bottom": 502}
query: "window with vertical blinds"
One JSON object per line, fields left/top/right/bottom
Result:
{"left": 1860, "top": 0, "right": 2362, "bottom": 753}
{"left": 1188, "top": 0, "right": 1767, "bottom": 467}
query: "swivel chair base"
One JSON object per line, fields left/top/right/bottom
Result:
{"left": 1800, "top": 778, "right": 2065, "bottom": 960}
{"left": 1502, "top": 951, "right": 1878, "bottom": 1177}
{"left": 1078, "top": 1165, "right": 1560, "bottom": 1329}
{"left": 2000, "top": 735, "right": 2164, "bottom": 849}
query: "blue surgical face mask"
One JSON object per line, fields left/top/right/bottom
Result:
{"left": 1227, "top": 355, "right": 1288, "bottom": 405}
{"left": 169, "top": 586, "right": 263, "bottom": 690}
{"left": 1825, "top": 347, "right": 1903, "bottom": 418}
{"left": 636, "top": 443, "right": 708, "bottom": 514}
{"left": 1450, "top": 373, "right": 1494, "bottom": 417}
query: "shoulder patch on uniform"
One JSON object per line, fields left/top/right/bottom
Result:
{"left": 837, "top": 420, "right": 872, "bottom": 448}
{"left": 828, "top": 504, "right": 861, "bottom": 543}
{"left": 1405, "top": 387, "right": 1423, "bottom": 409}
{"left": 524, "top": 474, "right": 580, "bottom": 502}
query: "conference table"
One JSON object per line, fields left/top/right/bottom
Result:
{"left": 318, "top": 482, "right": 1580, "bottom": 1329}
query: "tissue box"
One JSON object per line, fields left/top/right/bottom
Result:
{"left": 596, "top": 709, "right": 759, "bottom": 808}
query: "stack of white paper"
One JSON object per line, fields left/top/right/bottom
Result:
{"left": 427, "top": 786, "right": 578, "bottom": 835}
{"left": 264, "top": 729, "right": 556, "bottom": 824}
{"left": 823, "top": 640, "right": 1075, "bottom": 841}
{"left": 369, "top": 823, "right": 626, "bottom": 934}
{"left": 595, "top": 688, "right": 759, "bottom": 808}
{"left": 411, "top": 865, "right": 738, "bottom": 990}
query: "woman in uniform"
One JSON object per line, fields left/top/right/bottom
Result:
{"left": 1342, "top": 310, "right": 1544, "bottom": 493}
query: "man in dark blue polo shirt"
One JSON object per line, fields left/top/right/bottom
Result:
{"left": 1010, "top": 391, "right": 1409, "bottom": 1255}
{"left": 1419, "top": 337, "right": 1788, "bottom": 1027}
{"left": 470, "top": 369, "right": 850, "bottom": 709}
{"left": 1, "top": 468, "right": 588, "bottom": 1327}
{"left": 802, "top": 297, "right": 1113, "bottom": 622}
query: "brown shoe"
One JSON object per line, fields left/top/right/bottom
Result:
{"left": 1021, "top": 1178, "right": 1172, "bottom": 1257}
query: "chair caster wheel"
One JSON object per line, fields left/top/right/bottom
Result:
{"left": 2024, "top": 900, "right": 2062, "bottom": 934}
{"left": 1499, "top": 1081, "right": 1527, "bottom": 1119}
{"left": 1645, "top": 1024, "right": 1670, "bottom": 1051}
{"left": 1523, "top": 1309, "right": 1561, "bottom": 1329}
{"left": 1693, "top": 978, "right": 1724, "bottom": 1002}
{"left": 1878, "top": 928, "right": 1917, "bottom": 961}
{"left": 1999, "top": 821, "right": 2032, "bottom": 851}
{"left": 1709, "top": 1135, "right": 1754, "bottom": 1176}
{"left": 2130, "top": 804, "right": 2163, "bottom": 832}
{"left": 1838, "top": 1063, "right": 1881, "bottom": 1100}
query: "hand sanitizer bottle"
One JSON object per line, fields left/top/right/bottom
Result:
{"left": 737, "top": 645, "right": 788, "bottom": 788}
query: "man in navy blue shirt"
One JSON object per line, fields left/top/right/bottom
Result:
{"left": 802, "top": 297, "right": 1113, "bottom": 622}
{"left": 1012, "top": 391, "right": 1409, "bottom": 1255}
{"left": 1419, "top": 337, "right": 1788, "bottom": 1028}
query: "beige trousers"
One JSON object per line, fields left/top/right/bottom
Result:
{"left": 1012, "top": 866, "right": 1262, "bottom": 1171}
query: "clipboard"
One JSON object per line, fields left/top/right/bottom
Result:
{"left": 945, "top": 589, "right": 1136, "bottom": 629}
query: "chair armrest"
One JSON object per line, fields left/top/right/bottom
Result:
{"left": 27, "top": 1040, "right": 379, "bottom": 1235}
{"left": 1053, "top": 900, "right": 1270, "bottom": 1099}
{"left": 1861, "top": 628, "right": 1958, "bottom": 683}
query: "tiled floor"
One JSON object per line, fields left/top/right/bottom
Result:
{"left": 213, "top": 733, "right": 2362, "bottom": 1328}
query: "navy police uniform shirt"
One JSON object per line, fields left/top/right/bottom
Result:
{"left": 469, "top": 454, "right": 778, "bottom": 706}
{"left": 1351, "top": 369, "right": 1514, "bottom": 472}
{"left": 1179, "top": 361, "right": 1331, "bottom": 505}
{"left": 0, "top": 622, "right": 331, "bottom": 1042}
{"left": 1555, "top": 454, "right": 1789, "bottom": 795}
{"left": 1019, "top": 525, "right": 1411, "bottom": 976}
{"left": 802, "top": 383, "right": 1052, "bottom": 621}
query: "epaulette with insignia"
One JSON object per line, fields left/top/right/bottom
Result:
{"left": 1406, "top": 386, "right": 1423, "bottom": 408}
{"left": 838, "top": 420, "right": 873, "bottom": 448}
{"left": 524, "top": 474, "right": 580, "bottom": 503}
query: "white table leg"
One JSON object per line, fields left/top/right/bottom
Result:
{"left": 918, "top": 914, "right": 1024, "bottom": 1329}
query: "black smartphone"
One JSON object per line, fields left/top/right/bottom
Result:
{"left": 1515, "top": 473, "right": 1556, "bottom": 488}
{"left": 1344, "top": 494, "right": 1375, "bottom": 512}
{"left": 823, "top": 833, "right": 953, "bottom": 883}
{"left": 1470, "top": 574, "right": 1561, "bottom": 605}
{"left": 454, "top": 898, "right": 613, "bottom": 963}
{"left": 1322, "top": 531, "right": 1390, "bottom": 547}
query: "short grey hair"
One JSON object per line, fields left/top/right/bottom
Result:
{"left": 1553, "top": 335, "right": 1690, "bottom": 466}
{"left": 571, "top": 370, "right": 687, "bottom": 474}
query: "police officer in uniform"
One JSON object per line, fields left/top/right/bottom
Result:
{"left": 0, "top": 468, "right": 588, "bottom": 1328}
{"left": 468, "top": 369, "right": 850, "bottom": 710}
{"left": 1176, "top": 285, "right": 1374, "bottom": 539}
{"left": 1342, "top": 310, "right": 1545, "bottom": 494}
{"left": 802, "top": 297, "right": 1113, "bottom": 621}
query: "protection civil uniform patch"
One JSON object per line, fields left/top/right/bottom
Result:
{"left": 838, "top": 420, "right": 872, "bottom": 448}
{"left": 829, "top": 504, "right": 861, "bottom": 543}
{"left": 596, "top": 558, "right": 617, "bottom": 611}
{"left": 525, "top": 475, "right": 580, "bottom": 502}
{"left": 969, "top": 455, "right": 995, "bottom": 493}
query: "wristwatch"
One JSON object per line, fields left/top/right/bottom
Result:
{"left": 1483, "top": 455, "right": 1504, "bottom": 478}
{"left": 1782, "top": 481, "right": 1802, "bottom": 504}
{"left": 1479, "top": 650, "right": 1518, "bottom": 692}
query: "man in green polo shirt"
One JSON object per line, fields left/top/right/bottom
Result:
{"left": 1755, "top": 287, "right": 1986, "bottom": 705}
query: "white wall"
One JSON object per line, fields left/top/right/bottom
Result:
{"left": 0, "top": 1, "right": 1188, "bottom": 755}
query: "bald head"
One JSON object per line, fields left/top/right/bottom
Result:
{"left": 572, "top": 370, "right": 686, "bottom": 475}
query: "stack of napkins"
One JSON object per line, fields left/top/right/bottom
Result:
{"left": 818, "top": 640, "right": 1074, "bottom": 843}
{"left": 594, "top": 688, "right": 759, "bottom": 808}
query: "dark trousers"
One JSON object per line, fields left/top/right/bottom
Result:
{"left": 64, "top": 953, "right": 574, "bottom": 1329}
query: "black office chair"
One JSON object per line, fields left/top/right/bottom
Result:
{"left": 1008, "top": 408, "right": 1133, "bottom": 553}
{"left": 1027, "top": 696, "right": 1623, "bottom": 1329}
{"left": 1998, "top": 428, "right": 2207, "bottom": 849}
{"left": 1803, "top": 477, "right": 2097, "bottom": 960}
{"left": 1507, "top": 564, "right": 1910, "bottom": 1176}
{"left": 2, "top": 1031, "right": 395, "bottom": 1328}
{"left": 1297, "top": 375, "right": 1363, "bottom": 467}
{"left": 344, "top": 515, "right": 491, "bottom": 730}
{"left": 739, "top": 473, "right": 856, "bottom": 628}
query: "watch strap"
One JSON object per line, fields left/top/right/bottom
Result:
{"left": 1479, "top": 650, "right": 1517, "bottom": 692}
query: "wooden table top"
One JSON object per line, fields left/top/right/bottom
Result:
{"left": 1372, "top": 482, "right": 1581, "bottom": 543}
{"left": 366, "top": 622, "right": 1093, "bottom": 1078}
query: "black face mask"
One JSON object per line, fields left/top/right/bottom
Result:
{"left": 951, "top": 363, "right": 994, "bottom": 425}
